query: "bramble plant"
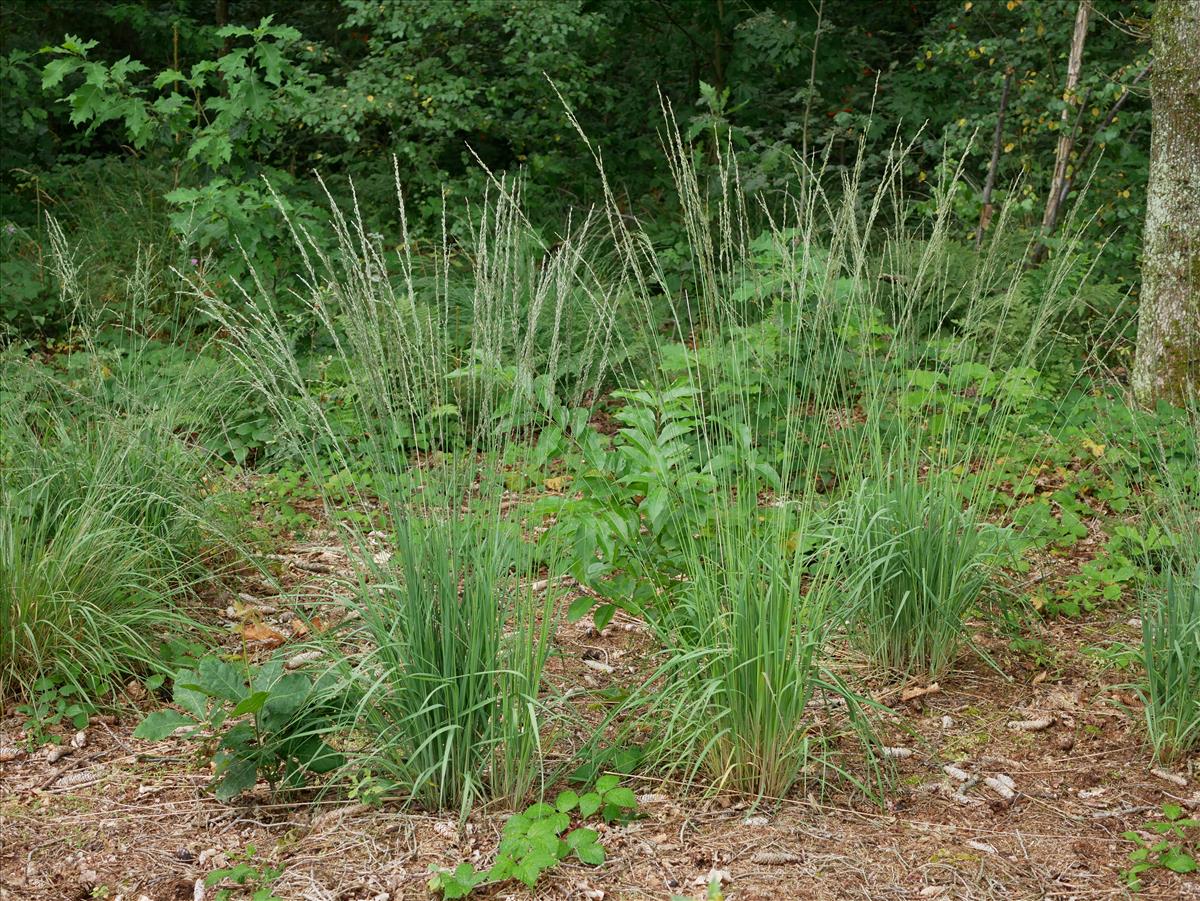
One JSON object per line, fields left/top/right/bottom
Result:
{"left": 204, "top": 844, "right": 284, "bottom": 901}
{"left": 1122, "top": 804, "right": 1199, "bottom": 892}
{"left": 14, "top": 673, "right": 97, "bottom": 747}
{"left": 428, "top": 777, "right": 637, "bottom": 898}
{"left": 346, "top": 768, "right": 399, "bottom": 808}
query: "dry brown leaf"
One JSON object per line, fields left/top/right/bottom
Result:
{"left": 290, "top": 615, "right": 328, "bottom": 636}
{"left": 243, "top": 622, "right": 286, "bottom": 648}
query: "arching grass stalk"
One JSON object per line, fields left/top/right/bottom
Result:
{"left": 636, "top": 504, "right": 881, "bottom": 803}
{"left": 1140, "top": 563, "right": 1200, "bottom": 763}
{"left": 197, "top": 168, "right": 619, "bottom": 812}
{"left": 1125, "top": 403, "right": 1200, "bottom": 763}
{"left": 836, "top": 473, "right": 1007, "bottom": 680}
{"left": 1, "top": 241, "right": 248, "bottom": 702}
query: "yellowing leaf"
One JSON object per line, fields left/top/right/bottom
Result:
{"left": 544, "top": 476, "right": 569, "bottom": 491}
{"left": 1081, "top": 438, "right": 1105, "bottom": 459}
{"left": 232, "top": 599, "right": 260, "bottom": 620}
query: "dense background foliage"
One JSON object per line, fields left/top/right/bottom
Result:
{"left": 1, "top": 0, "right": 1153, "bottom": 342}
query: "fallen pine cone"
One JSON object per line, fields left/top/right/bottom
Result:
{"left": 1007, "top": 716, "right": 1054, "bottom": 732}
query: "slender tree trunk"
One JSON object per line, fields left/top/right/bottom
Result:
{"left": 977, "top": 70, "right": 1013, "bottom": 248}
{"left": 1031, "top": 0, "right": 1090, "bottom": 265}
{"left": 217, "top": 0, "right": 233, "bottom": 57}
{"left": 1050, "top": 63, "right": 1152, "bottom": 233}
{"left": 712, "top": 0, "right": 727, "bottom": 94}
{"left": 1132, "top": 0, "right": 1200, "bottom": 407}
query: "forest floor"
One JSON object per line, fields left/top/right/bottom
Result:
{"left": 3, "top": 496, "right": 1198, "bottom": 901}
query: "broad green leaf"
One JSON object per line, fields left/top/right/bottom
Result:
{"left": 172, "top": 668, "right": 208, "bottom": 718}
{"left": 565, "top": 826, "right": 597, "bottom": 849}
{"left": 133, "top": 709, "right": 193, "bottom": 740}
{"left": 555, "top": 790, "right": 579, "bottom": 813}
{"left": 287, "top": 735, "right": 344, "bottom": 773}
{"left": 195, "top": 657, "right": 246, "bottom": 702}
{"left": 165, "top": 187, "right": 200, "bottom": 204}
{"left": 152, "top": 69, "right": 186, "bottom": 89}
{"left": 231, "top": 690, "right": 271, "bottom": 717}
{"left": 1162, "top": 851, "right": 1197, "bottom": 874}
{"left": 43, "top": 57, "right": 81, "bottom": 90}
{"left": 602, "top": 786, "right": 637, "bottom": 808}
{"left": 592, "top": 603, "right": 615, "bottom": 633}
{"left": 219, "top": 722, "right": 256, "bottom": 752}
{"left": 250, "top": 659, "right": 284, "bottom": 693}
{"left": 574, "top": 840, "right": 605, "bottom": 865}
{"left": 566, "top": 594, "right": 594, "bottom": 622}
{"left": 259, "top": 673, "right": 310, "bottom": 730}
{"left": 256, "top": 42, "right": 284, "bottom": 85}
{"left": 577, "top": 791, "right": 601, "bottom": 818}
{"left": 212, "top": 757, "right": 258, "bottom": 801}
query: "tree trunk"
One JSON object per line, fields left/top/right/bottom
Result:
{"left": 1042, "top": 1, "right": 1091, "bottom": 234}
{"left": 977, "top": 70, "right": 1013, "bottom": 248}
{"left": 1133, "top": 0, "right": 1200, "bottom": 407}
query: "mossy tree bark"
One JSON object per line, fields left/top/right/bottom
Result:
{"left": 1132, "top": 0, "right": 1200, "bottom": 407}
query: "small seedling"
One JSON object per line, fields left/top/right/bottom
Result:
{"left": 428, "top": 777, "right": 638, "bottom": 898}
{"left": 16, "top": 674, "right": 96, "bottom": 747}
{"left": 1122, "top": 803, "right": 1199, "bottom": 891}
{"left": 205, "top": 845, "right": 284, "bottom": 901}
{"left": 346, "top": 768, "right": 398, "bottom": 807}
